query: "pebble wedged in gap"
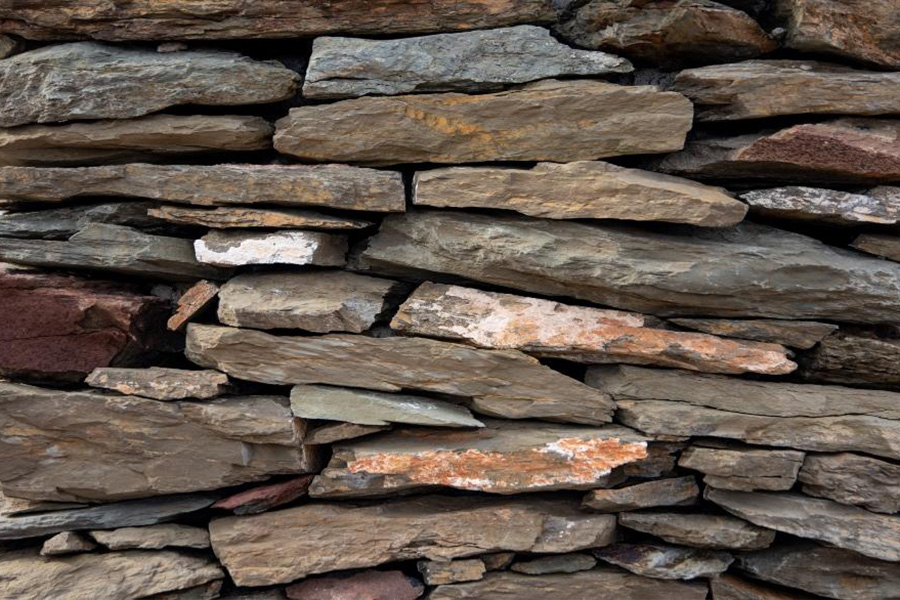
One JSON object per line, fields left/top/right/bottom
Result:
{"left": 678, "top": 445, "right": 805, "bottom": 491}
{"left": 798, "top": 452, "right": 900, "bottom": 514}
{"left": 669, "top": 318, "right": 837, "bottom": 349}
{"left": 194, "top": 230, "right": 347, "bottom": 268}
{"left": 582, "top": 476, "right": 699, "bottom": 512}
{"left": 85, "top": 367, "right": 229, "bottom": 401}
{"left": 618, "top": 511, "right": 775, "bottom": 550}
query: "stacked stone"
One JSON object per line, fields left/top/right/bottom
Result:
{"left": 0, "top": 1, "right": 899, "bottom": 599}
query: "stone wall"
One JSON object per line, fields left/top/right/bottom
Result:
{"left": 1, "top": 2, "right": 899, "bottom": 598}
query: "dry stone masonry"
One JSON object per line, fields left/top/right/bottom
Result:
{"left": 1, "top": 2, "right": 899, "bottom": 598}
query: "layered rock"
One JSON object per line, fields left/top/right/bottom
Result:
{"left": 209, "top": 495, "right": 618, "bottom": 586}
{"left": 212, "top": 476, "right": 314, "bottom": 516}
{"left": 304, "top": 26, "right": 632, "bottom": 99}
{"left": 595, "top": 544, "right": 733, "bottom": 580}
{"left": 285, "top": 571, "right": 424, "bottom": 600}
{"left": 740, "top": 187, "right": 900, "bottom": 226}
{"left": 357, "top": 211, "right": 900, "bottom": 323}
{"left": 618, "top": 511, "right": 775, "bottom": 550}
{"left": 582, "top": 476, "right": 699, "bottom": 512}
{"left": 0, "top": 202, "right": 161, "bottom": 240}
{"left": 85, "top": 367, "right": 230, "bottom": 401}
{"left": 0, "top": 383, "right": 318, "bottom": 502}
{"left": 802, "top": 333, "right": 900, "bottom": 388}
{"left": 678, "top": 445, "right": 804, "bottom": 491}
{"left": 194, "top": 230, "right": 347, "bottom": 268}
{"left": 412, "top": 161, "right": 746, "bottom": 227}
{"left": 669, "top": 318, "right": 837, "bottom": 349}
{"left": 274, "top": 80, "right": 693, "bottom": 165}
{"left": 90, "top": 524, "right": 209, "bottom": 550}
{"left": 798, "top": 453, "right": 900, "bottom": 514}
{"left": 186, "top": 324, "right": 616, "bottom": 425}
{"left": 0, "top": 43, "right": 298, "bottom": 127}
{"left": 851, "top": 233, "right": 900, "bottom": 262}
{"left": 149, "top": 206, "right": 372, "bottom": 231}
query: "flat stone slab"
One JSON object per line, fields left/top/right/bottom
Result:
{"left": 285, "top": 570, "right": 424, "bottom": 600}
{"left": 418, "top": 559, "right": 486, "bottom": 585}
{"left": 619, "top": 511, "right": 775, "bottom": 550}
{"left": 194, "top": 230, "right": 347, "bottom": 268}
{"left": 679, "top": 445, "right": 804, "bottom": 491}
{"left": 90, "top": 524, "right": 210, "bottom": 550}
{"left": 801, "top": 333, "right": 900, "bottom": 388}
{"left": 852, "top": 232, "right": 900, "bottom": 262}
{"left": 582, "top": 476, "right": 699, "bottom": 512}
{"left": 740, "top": 186, "right": 900, "bottom": 226}
{"left": 595, "top": 543, "right": 733, "bottom": 580}
{"left": 212, "top": 475, "right": 314, "bottom": 516}
{"left": 669, "top": 318, "right": 837, "bottom": 349}
{"left": 0, "top": 202, "right": 161, "bottom": 240}
{"left": 85, "top": 367, "right": 229, "bottom": 401}
{"left": 149, "top": 205, "right": 372, "bottom": 230}
{"left": 510, "top": 554, "right": 596, "bottom": 575}
{"left": 799, "top": 452, "right": 900, "bottom": 514}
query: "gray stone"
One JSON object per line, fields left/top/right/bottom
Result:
{"left": 802, "top": 333, "right": 900, "bottom": 388}
{"left": 799, "top": 453, "right": 900, "bottom": 514}
{"left": 149, "top": 205, "right": 372, "bottom": 230}
{"left": 0, "top": 202, "right": 161, "bottom": 240}
{"left": 85, "top": 367, "right": 229, "bottom": 401}
{"left": 510, "top": 553, "right": 597, "bottom": 575}
{"left": 90, "top": 524, "right": 210, "bottom": 550}
{"left": 582, "top": 476, "right": 699, "bottom": 512}
{"left": 679, "top": 445, "right": 804, "bottom": 491}
{"left": 194, "top": 230, "right": 347, "bottom": 268}
{"left": 741, "top": 187, "right": 900, "bottom": 226}
{"left": 40, "top": 531, "right": 97, "bottom": 556}
{"left": 595, "top": 543, "right": 733, "bottom": 580}
{"left": 0, "top": 42, "right": 297, "bottom": 127}
{"left": 619, "top": 511, "right": 775, "bottom": 550}
{"left": 669, "top": 318, "right": 837, "bottom": 349}
{"left": 418, "top": 559, "right": 486, "bottom": 585}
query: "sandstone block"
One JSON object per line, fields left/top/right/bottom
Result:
{"left": 150, "top": 206, "right": 372, "bottom": 231}
{"left": 212, "top": 475, "right": 314, "bottom": 516}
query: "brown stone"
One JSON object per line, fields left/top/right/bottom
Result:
{"left": 194, "top": 230, "right": 347, "bottom": 268}
{"left": 286, "top": 570, "right": 424, "bottom": 600}
{"left": 711, "top": 574, "right": 814, "bottom": 599}
{"left": 90, "top": 524, "right": 210, "bottom": 550}
{"left": 802, "top": 333, "right": 900, "bottom": 388}
{"left": 510, "top": 554, "right": 597, "bottom": 575}
{"left": 392, "top": 282, "right": 796, "bottom": 375}
{"left": 679, "top": 446, "right": 804, "bottom": 492}
{"left": 595, "top": 543, "right": 733, "bottom": 580}
{"left": 0, "top": 34, "right": 21, "bottom": 58}
{"left": 852, "top": 232, "right": 900, "bottom": 262}
{"left": 186, "top": 324, "right": 615, "bottom": 425}
{"left": 149, "top": 205, "right": 372, "bottom": 230}
{"left": 740, "top": 186, "right": 900, "bottom": 226}
{"left": 209, "top": 495, "right": 618, "bottom": 586}
{"left": 305, "top": 423, "right": 390, "bottom": 445}
{"left": 85, "top": 367, "right": 229, "bottom": 400}
{"left": 418, "top": 559, "right": 486, "bottom": 585}
{"left": 274, "top": 80, "right": 693, "bottom": 166}
{"left": 669, "top": 318, "right": 837, "bottom": 349}
{"left": 582, "top": 476, "right": 699, "bottom": 512}
{"left": 309, "top": 420, "right": 650, "bottom": 497}
{"left": 41, "top": 531, "right": 97, "bottom": 556}
{"left": 619, "top": 511, "right": 775, "bottom": 550}
{"left": 481, "top": 553, "right": 515, "bottom": 571}
{"left": 0, "top": 270, "right": 169, "bottom": 380}
{"left": 167, "top": 280, "right": 219, "bottom": 332}
{"left": 413, "top": 161, "right": 746, "bottom": 227}
{"left": 799, "top": 453, "right": 900, "bottom": 514}
{"left": 212, "top": 475, "right": 314, "bottom": 515}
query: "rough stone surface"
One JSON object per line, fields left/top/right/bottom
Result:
{"left": 852, "top": 233, "right": 900, "bottom": 262}
{"left": 510, "top": 553, "right": 597, "bottom": 575}
{"left": 41, "top": 531, "right": 97, "bottom": 556}
{"left": 590, "top": 365, "right": 900, "bottom": 460}
{"left": 619, "top": 511, "right": 775, "bottom": 550}
{"left": 357, "top": 210, "right": 900, "bottom": 323}
{"left": 309, "top": 420, "right": 649, "bottom": 497}
{"left": 274, "top": 80, "right": 693, "bottom": 165}
{"left": 707, "top": 489, "right": 900, "bottom": 561}
{"left": 582, "top": 476, "right": 699, "bottom": 512}
{"left": 0, "top": 114, "right": 273, "bottom": 167}
{"left": 556, "top": 0, "right": 776, "bottom": 66}
{"left": 218, "top": 271, "right": 401, "bottom": 333}
{"left": 304, "top": 26, "right": 631, "bottom": 99}
{"left": 740, "top": 187, "right": 900, "bottom": 226}
{"left": 418, "top": 559, "right": 486, "bottom": 585}
{"left": 186, "top": 324, "right": 616, "bottom": 425}
{"left": 0, "top": 34, "right": 21, "bottom": 58}
{"left": 679, "top": 446, "right": 804, "bottom": 492}
{"left": 0, "top": 383, "right": 318, "bottom": 502}
{"left": 0, "top": 202, "right": 161, "bottom": 240}
{"left": 0, "top": 164, "right": 405, "bottom": 212}
{"left": 90, "top": 524, "right": 210, "bottom": 550}
{"left": 305, "top": 423, "right": 389, "bottom": 446}
{"left": 167, "top": 280, "right": 219, "bottom": 331}
{"left": 595, "top": 543, "right": 733, "bottom": 580}
{"left": 209, "top": 495, "right": 619, "bottom": 586}
{"left": 674, "top": 60, "right": 900, "bottom": 121}
{"left": 798, "top": 452, "right": 900, "bottom": 514}
{"left": 194, "top": 230, "right": 347, "bottom": 268}
{"left": 0, "top": 43, "right": 297, "bottom": 127}
{"left": 86, "top": 367, "right": 229, "bottom": 400}
{"left": 802, "top": 333, "right": 900, "bottom": 388}
{"left": 669, "top": 318, "right": 837, "bottom": 349}
{"left": 291, "top": 385, "right": 484, "bottom": 429}
{"left": 150, "top": 206, "right": 372, "bottom": 231}
{"left": 413, "top": 161, "right": 746, "bottom": 226}
{"left": 392, "top": 283, "right": 795, "bottom": 375}
{"left": 285, "top": 570, "right": 424, "bottom": 600}
{"left": 711, "top": 574, "right": 813, "bottom": 599}
{"left": 212, "top": 475, "right": 314, "bottom": 515}
{"left": 481, "top": 553, "right": 515, "bottom": 572}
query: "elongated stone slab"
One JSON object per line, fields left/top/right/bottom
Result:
{"left": 186, "top": 324, "right": 615, "bottom": 425}
{"left": 0, "top": 164, "right": 405, "bottom": 211}
{"left": 852, "top": 232, "right": 900, "bottom": 262}
{"left": 305, "top": 423, "right": 389, "bottom": 446}
{"left": 209, "top": 495, "right": 618, "bottom": 586}
{"left": 286, "top": 570, "right": 424, "bottom": 600}
{"left": 309, "top": 420, "right": 649, "bottom": 497}
{"left": 711, "top": 574, "right": 814, "bottom": 600}
{"left": 708, "top": 489, "right": 900, "bottom": 561}
{"left": 0, "top": 114, "right": 273, "bottom": 167}
{"left": 275, "top": 80, "right": 693, "bottom": 165}
{"left": 413, "top": 161, "right": 746, "bottom": 226}
{"left": 85, "top": 367, "right": 229, "bottom": 401}
{"left": 674, "top": 60, "right": 900, "bottom": 121}
{"left": 218, "top": 271, "right": 402, "bottom": 333}
{"left": 510, "top": 554, "right": 595, "bottom": 576}
{"left": 149, "top": 206, "right": 372, "bottom": 230}
{"left": 679, "top": 446, "right": 804, "bottom": 492}
{"left": 799, "top": 453, "right": 900, "bottom": 514}
{"left": 595, "top": 544, "right": 733, "bottom": 580}
{"left": 194, "top": 230, "right": 346, "bottom": 268}
{"left": 305, "top": 26, "right": 631, "bottom": 99}
{"left": 0, "top": 43, "right": 297, "bottom": 127}
{"left": 0, "top": 202, "right": 161, "bottom": 240}
{"left": 90, "top": 524, "right": 209, "bottom": 550}
{"left": 392, "top": 283, "right": 795, "bottom": 375}
{"left": 588, "top": 365, "right": 900, "bottom": 460}
{"left": 740, "top": 187, "right": 900, "bottom": 226}
{"left": 419, "top": 560, "right": 486, "bottom": 585}
{"left": 802, "top": 333, "right": 900, "bottom": 388}
{"left": 669, "top": 318, "right": 837, "bottom": 349}
{"left": 582, "top": 476, "right": 699, "bottom": 512}
{"left": 291, "top": 385, "right": 483, "bottom": 429}
{"left": 0, "top": 1, "right": 555, "bottom": 41}
{"left": 212, "top": 476, "right": 314, "bottom": 516}
{"left": 357, "top": 210, "right": 900, "bottom": 323}
{"left": 619, "top": 511, "right": 775, "bottom": 550}
{"left": 0, "top": 382, "right": 318, "bottom": 502}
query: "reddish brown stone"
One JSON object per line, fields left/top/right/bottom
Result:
{"left": 286, "top": 570, "right": 424, "bottom": 600}
{"left": 167, "top": 280, "right": 219, "bottom": 332}
{"left": 213, "top": 475, "right": 314, "bottom": 515}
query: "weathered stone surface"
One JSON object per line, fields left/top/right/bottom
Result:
{"left": 511, "top": 554, "right": 597, "bottom": 575}
{"left": 679, "top": 446, "right": 804, "bottom": 492}
{"left": 0, "top": 488, "right": 85, "bottom": 516}
{"left": 0, "top": 202, "right": 160, "bottom": 240}
{"left": 309, "top": 420, "right": 649, "bottom": 497}
{"left": 0, "top": 223, "right": 228, "bottom": 281}
{"left": 741, "top": 187, "right": 900, "bottom": 226}
{"left": 674, "top": 60, "right": 900, "bottom": 121}
{"left": 852, "top": 232, "right": 900, "bottom": 262}
{"left": 291, "top": 385, "right": 484, "bottom": 429}
{"left": 275, "top": 80, "right": 692, "bottom": 166}
{"left": 0, "top": 383, "right": 318, "bottom": 502}
{"left": 595, "top": 543, "right": 733, "bottom": 580}
{"left": 0, "top": 493, "right": 216, "bottom": 540}
{"left": 209, "top": 495, "right": 618, "bottom": 586}
{"left": 0, "top": 114, "right": 273, "bottom": 166}
{"left": 583, "top": 476, "right": 699, "bottom": 512}
{"left": 90, "top": 524, "right": 209, "bottom": 550}
{"left": 0, "top": 548, "right": 223, "bottom": 600}
{"left": 0, "top": 270, "right": 169, "bottom": 380}
{"left": 802, "top": 333, "right": 900, "bottom": 388}
{"left": 707, "top": 489, "right": 900, "bottom": 561}
{"left": 151, "top": 580, "right": 224, "bottom": 600}
{"left": 218, "top": 271, "right": 401, "bottom": 333}
{"left": 186, "top": 324, "right": 616, "bottom": 425}
{"left": 799, "top": 453, "right": 900, "bottom": 514}
{"left": 150, "top": 206, "right": 372, "bottom": 230}
{"left": 357, "top": 210, "right": 900, "bottom": 323}
{"left": 167, "top": 280, "right": 219, "bottom": 332}
{"left": 669, "top": 318, "right": 838, "bottom": 350}
{"left": 737, "top": 542, "right": 900, "bottom": 600}
{"left": 41, "top": 531, "right": 97, "bottom": 556}
{"left": 619, "top": 511, "right": 775, "bottom": 550}
{"left": 414, "top": 161, "right": 745, "bottom": 226}
{"left": 305, "top": 423, "right": 389, "bottom": 445}
{"left": 0, "top": 1, "right": 555, "bottom": 41}
{"left": 0, "top": 43, "right": 297, "bottom": 127}
{"left": 86, "top": 367, "right": 229, "bottom": 401}
{"left": 195, "top": 230, "right": 346, "bottom": 268}
{"left": 212, "top": 475, "right": 314, "bottom": 516}
{"left": 775, "top": 0, "right": 900, "bottom": 68}
{"left": 590, "top": 365, "right": 900, "bottom": 460}
{"left": 0, "top": 164, "right": 405, "bottom": 211}
{"left": 0, "top": 34, "right": 21, "bottom": 58}
{"left": 428, "top": 570, "right": 708, "bottom": 599}
{"left": 711, "top": 574, "right": 813, "bottom": 600}
{"left": 418, "top": 559, "right": 486, "bottom": 585}
{"left": 556, "top": 0, "right": 776, "bottom": 66}
{"left": 654, "top": 119, "right": 900, "bottom": 185}
{"left": 286, "top": 570, "right": 424, "bottom": 600}
{"left": 481, "top": 553, "right": 516, "bottom": 572}
{"left": 392, "top": 283, "right": 795, "bottom": 375}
